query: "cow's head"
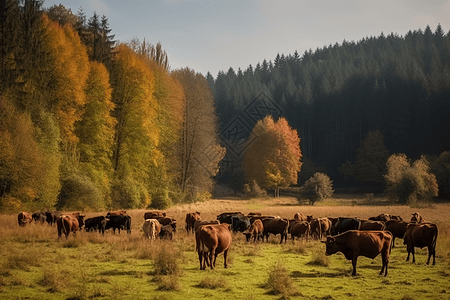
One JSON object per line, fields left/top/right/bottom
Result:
{"left": 306, "top": 215, "right": 313, "bottom": 222}
{"left": 77, "top": 215, "right": 85, "bottom": 229}
{"left": 321, "top": 237, "right": 341, "bottom": 256}
{"left": 243, "top": 232, "right": 252, "bottom": 242}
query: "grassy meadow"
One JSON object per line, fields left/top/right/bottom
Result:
{"left": 1, "top": 195, "right": 450, "bottom": 300}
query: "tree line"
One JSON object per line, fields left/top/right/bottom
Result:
{"left": 0, "top": 0, "right": 224, "bottom": 212}
{"left": 208, "top": 24, "right": 450, "bottom": 197}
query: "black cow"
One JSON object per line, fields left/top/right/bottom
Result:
{"left": 45, "top": 211, "right": 61, "bottom": 226}
{"left": 384, "top": 220, "right": 408, "bottom": 247}
{"left": 231, "top": 215, "right": 250, "bottom": 232}
{"left": 159, "top": 225, "right": 174, "bottom": 240}
{"left": 32, "top": 211, "right": 47, "bottom": 224}
{"left": 84, "top": 216, "right": 107, "bottom": 235}
{"left": 262, "top": 218, "right": 289, "bottom": 244}
{"left": 331, "top": 217, "right": 360, "bottom": 235}
{"left": 106, "top": 215, "right": 131, "bottom": 234}
{"left": 217, "top": 212, "right": 244, "bottom": 225}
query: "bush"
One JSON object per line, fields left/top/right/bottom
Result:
{"left": 385, "top": 154, "right": 438, "bottom": 204}
{"left": 265, "top": 261, "right": 299, "bottom": 296}
{"left": 111, "top": 178, "right": 146, "bottom": 209}
{"left": 197, "top": 275, "right": 228, "bottom": 289}
{"left": 150, "top": 189, "right": 172, "bottom": 210}
{"left": 57, "top": 174, "right": 102, "bottom": 211}
{"left": 300, "top": 172, "right": 334, "bottom": 205}
{"left": 243, "top": 180, "right": 268, "bottom": 198}
{"left": 153, "top": 245, "right": 181, "bottom": 276}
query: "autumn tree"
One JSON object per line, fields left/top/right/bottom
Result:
{"left": 110, "top": 43, "right": 158, "bottom": 209}
{"left": 384, "top": 154, "right": 438, "bottom": 204}
{"left": 171, "top": 68, "right": 225, "bottom": 201}
{"left": 242, "top": 116, "right": 302, "bottom": 196}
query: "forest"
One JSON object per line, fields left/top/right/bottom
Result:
{"left": 207, "top": 24, "right": 450, "bottom": 195}
{"left": 0, "top": 0, "right": 224, "bottom": 212}
{"left": 1, "top": 0, "right": 450, "bottom": 213}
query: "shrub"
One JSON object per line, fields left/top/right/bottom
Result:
{"left": 197, "top": 275, "right": 228, "bottom": 289}
{"left": 153, "top": 245, "right": 181, "bottom": 276}
{"left": 385, "top": 154, "right": 438, "bottom": 204}
{"left": 155, "top": 275, "right": 182, "bottom": 291}
{"left": 307, "top": 251, "right": 330, "bottom": 267}
{"left": 265, "top": 261, "right": 299, "bottom": 296}
{"left": 57, "top": 174, "right": 102, "bottom": 211}
{"left": 150, "top": 189, "right": 172, "bottom": 210}
{"left": 300, "top": 172, "right": 334, "bottom": 205}
{"left": 243, "top": 180, "right": 268, "bottom": 198}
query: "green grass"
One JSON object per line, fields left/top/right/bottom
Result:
{"left": 1, "top": 206, "right": 450, "bottom": 300}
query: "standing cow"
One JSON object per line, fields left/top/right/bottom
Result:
{"left": 403, "top": 223, "right": 438, "bottom": 265}
{"left": 143, "top": 219, "right": 162, "bottom": 240}
{"left": 32, "top": 211, "right": 47, "bottom": 224}
{"left": 57, "top": 213, "right": 85, "bottom": 239}
{"left": 322, "top": 230, "right": 393, "bottom": 276}
{"left": 384, "top": 220, "right": 408, "bottom": 247}
{"left": 45, "top": 211, "right": 61, "bottom": 226}
{"left": 243, "top": 219, "right": 264, "bottom": 242}
{"left": 185, "top": 212, "right": 201, "bottom": 233}
{"left": 196, "top": 223, "right": 232, "bottom": 270}
{"left": 262, "top": 218, "right": 289, "bottom": 244}
{"left": 290, "top": 221, "right": 310, "bottom": 240}
{"left": 18, "top": 212, "right": 33, "bottom": 227}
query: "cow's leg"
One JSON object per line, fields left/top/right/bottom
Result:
{"left": 411, "top": 247, "right": 415, "bottom": 263}
{"left": 427, "top": 246, "right": 436, "bottom": 265}
{"left": 198, "top": 250, "right": 204, "bottom": 270}
{"left": 405, "top": 246, "right": 411, "bottom": 262}
{"left": 351, "top": 257, "right": 358, "bottom": 276}
{"left": 380, "top": 252, "right": 389, "bottom": 276}
{"left": 209, "top": 249, "right": 215, "bottom": 270}
{"left": 223, "top": 249, "right": 228, "bottom": 268}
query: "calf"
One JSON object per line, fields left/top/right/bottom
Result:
{"left": 18, "top": 212, "right": 33, "bottom": 227}
{"left": 84, "top": 216, "right": 107, "bottom": 235}
{"left": 243, "top": 219, "right": 264, "bottom": 242}
{"left": 185, "top": 212, "right": 201, "bottom": 233}
{"left": 262, "top": 218, "right": 289, "bottom": 244}
{"left": 143, "top": 219, "right": 162, "bottom": 240}
{"left": 196, "top": 223, "right": 232, "bottom": 270}
{"left": 322, "top": 230, "right": 393, "bottom": 276}
{"left": 403, "top": 223, "right": 438, "bottom": 265}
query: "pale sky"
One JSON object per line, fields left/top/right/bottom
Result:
{"left": 43, "top": 0, "right": 450, "bottom": 77}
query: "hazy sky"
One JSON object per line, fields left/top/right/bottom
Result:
{"left": 43, "top": 0, "right": 450, "bottom": 77}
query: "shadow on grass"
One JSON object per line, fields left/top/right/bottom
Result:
{"left": 98, "top": 269, "right": 138, "bottom": 276}
{"left": 290, "top": 269, "right": 351, "bottom": 278}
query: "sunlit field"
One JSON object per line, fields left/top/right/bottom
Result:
{"left": 1, "top": 195, "right": 450, "bottom": 300}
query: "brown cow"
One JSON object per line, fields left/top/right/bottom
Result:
{"left": 410, "top": 212, "right": 424, "bottom": 223}
{"left": 247, "top": 212, "right": 262, "bottom": 217}
{"left": 359, "top": 220, "right": 385, "bottom": 231}
{"left": 290, "top": 221, "right": 310, "bottom": 240}
{"left": 159, "top": 224, "right": 174, "bottom": 240}
{"left": 143, "top": 211, "right": 166, "bottom": 220}
{"left": 196, "top": 223, "right": 232, "bottom": 270}
{"left": 194, "top": 220, "right": 220, "bottom": 232}
{"left": 185, "top": 212, "right": 201, "bottom": 233}
{"left": 322, "top": 230, "right": 393, "bottom": 276}
{"left": 106, "top": 210, "right": 127, "bottom": 217}
{"left": 57, "top": 213, "right": 85, "bottom": 239}
{"left": 369, "top": 213, "right": 390, "bottom": 222}
{"left": 310, "top": 217, "right": 332, "bottom": 239}
{"left": 293, "top": 213, "right": 307, "bottom": 221}
{"left": 143, "top": 219, "right": 162, "bottom": 240}
{"left": 262, "top": 218, "right": 289, "bottom": 244}
{"left": 243, "top": 219, "right": 264, "bottom": 242}
{"left": 384, "top": 220, "right": 408, "bottom": 247}
{"left": 404, "top": 223, "right": 438, "bottom": 265}
{"left": 18, "top": 212, "right": 33, "bottom": 227}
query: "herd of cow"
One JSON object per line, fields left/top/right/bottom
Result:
{"left": 16, "top": 209, "right": 438, "bottom": 277}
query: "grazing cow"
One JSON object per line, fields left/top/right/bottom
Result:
{"left": 57, "top": 213, "right": 85, "bottom": 239}
{"left": 410, "top": 212, "right": 424, "bottom": 223}
{"left": 194, "top": 220, "right": 220, "bottom": 232}
{"left": 196, "top": 223, "right": 232, "bottom": 270}
{"left": 84, "top": 216, "right": 107, "bottom": 235}
{"left": 106, "top": 210, "right": 127, "bottom": 217}
{"left": 403, "top": 223, "right": 438, "bottom": 265}
{"left": 18, "top": 212, "right": 33, "bottom": 227}
{"left": 159, "top": 224, "right": 174, "bottom": 240}
{"left": 359, "top": 220, "right": 385, "bottom": 231}
{"left": 231, "top": 215, "right": 250, "bottom": 232}
{"left": 369, "top": 213, "right": 390, "bottom": 222}
{"left": 262, "top": 218, "right": 289, "bottom": 244}
{"left": 310, "top": 217, "right": 332, "bottom": 239}
{"left": 331, "top": 217, "right": 360, "bottom": 235}
{"left": 143, "top": 219, "right": 162, "bottom": 240}
{"left": 384, "top": 220, "right": 408, "bottom": 247}
{"left": 45, "top": 211, "right": 61, "bottom": 226}
{"left": 106, "top": 215, "right": 131, "bottom": 234}
{"left": 290, "top": 221, "right": 310, "bottom": 240}
{"left": 243, "top": 219, "right": 264, "bottom": 242}
{"left": 293, "top": 213, "right": 307, "bottom": 221}
{"left": 217, "top": 212, "right": 244, "bottom": 225}
{"left": 185, "top": 212, "right": 201, "bottom": 233}
{"left": 143, "top": 211, "right": 166, "bottom": 220}
{"left": 32, "top": 211, "right": 47, "bottom": 224}
{"left": 322, "top": 230, "right": 393, "bottom": 276}
{"left": 156, "top": 217, "right": 177, "bottom": 231}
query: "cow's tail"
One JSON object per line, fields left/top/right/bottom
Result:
{"left": 432, "top": 224, "right": 438, "bottom": 250}
{"left": 151, "top": 221, "right": 156, "bottom": 240}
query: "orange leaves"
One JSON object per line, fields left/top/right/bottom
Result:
{"left": 42, "top": 14, "right": 89, "bottom": 145}
{"left": 243, "top": 115, "right": 302, "bottom": 190}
